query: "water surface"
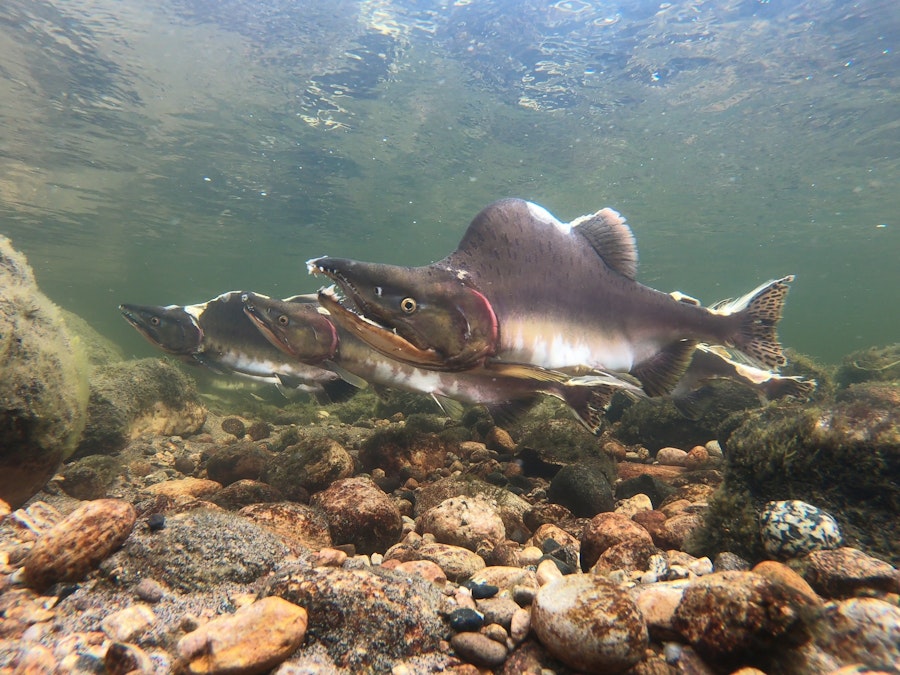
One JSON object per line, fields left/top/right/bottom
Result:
{"left": 1, "top": 0, "right": 898, "bottom": 363}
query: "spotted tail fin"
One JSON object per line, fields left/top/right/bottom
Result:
{"left": 715, "top": 275, "right": 795, "bottom": 370}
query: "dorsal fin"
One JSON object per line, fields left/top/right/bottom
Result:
{"left": 570, "top": 208, "right": 638, "bottom": 279}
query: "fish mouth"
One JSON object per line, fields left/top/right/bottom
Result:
{"left": 316, "top": 285, "right": 451, "bottom": 368}
{"left": 118, "top": 304, "right": 144, "bottom": 331}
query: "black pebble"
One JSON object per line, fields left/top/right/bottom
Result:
{"left": 464, "top": 580, "right": 499, "bottom": 599}
{"left": 448, "top": 607, "right": 484, "bottom": 632}
{"left": 147, "top": 513, "right": 166, "bottom": 531}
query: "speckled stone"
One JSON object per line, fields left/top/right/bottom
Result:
{"left": 759, "top": 499, "right": 842, "bottom": 559}
{"left": 820, "top": 597, "right": 900, "bottom": 671}
{"left": 177, "top": 596, "right": 307, "bottom": 674}
{"left": 531, "top": 575, "right": 648, "bottom": 673}
{"left": 22, "top": 498, "right": 136, "bottom": 591}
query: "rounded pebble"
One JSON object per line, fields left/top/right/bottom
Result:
{"left": 177, "top": 596, "right": 307, "bottom": 674}
{"left": 22, "top": 498, "right": 137, "bottom": 591}
{"left": 448, "top": 607, "right": 485, "bottom": 632}
{"left": 532, "top": 575, "right": 648, "bottom": 673}
{"left": 417, "top": 496, "right": 506, "bottom": 551}
{"left": 147, "top": 513, "right": 166, "bottom": 531}
{"left": 450, "top": 631, "right": 508, "bottom": 668}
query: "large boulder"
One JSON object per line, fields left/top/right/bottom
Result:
{"left": 0, "top": 237, "right": 89, "bottom": 507}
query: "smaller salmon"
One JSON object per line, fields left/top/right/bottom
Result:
{"left": 119, "top": 291, "right": 357, "bottom": 403}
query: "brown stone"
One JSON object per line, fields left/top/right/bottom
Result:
{"left": 751, "top": 560, "right": 822, "bottom": 605}
{"left": 798, "top": 547, "right": 899, "bottom": 597}
{"left": 177, "top": 596, "right": 307, "bottom": 674}
{"left": 580, "top": 512, "right": 653, "bottom": 571}
{"left": 238, "top": 501, "right": 332, "bottom": 551}
{"left": 617, "top": 462, "right": 686, "bottom": 483}
{"left": 312, "top": 476, "right": 402, "bottom": 555}
{"left": 144, "top": 478, "right": 222, "bottom": 500}
{"left": 672, "top": 571, "right": 816, "bottom": 667}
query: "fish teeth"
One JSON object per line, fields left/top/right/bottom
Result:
{"left": 306, "top": 256, "right": 327, "bottom": 275}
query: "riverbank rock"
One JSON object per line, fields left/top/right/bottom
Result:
{"left": 0, "top": 236, "right": 90, "bottom": 507}
{"left": 75, "top": 358, "right": 207, "bottom": 457}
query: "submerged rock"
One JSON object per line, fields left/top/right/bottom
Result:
{"left": 531, "top": 575, "right": 648, "bottom": 673}
{"left": 311, "top": 476, "right": 402, "bottom": 555}
{"left": 177, "top": 596, "right": 307, "bottom": 675}
{"left": 267, "top": 563, "right": 448, "bottom": 672}
{"left": 22, "top": 498, "right": 136, "bottom": 591}
{"left": 0, "top": 236, "right": 90, "bottom": 507}
{"left": 103, "top": 507, "right": 290, "bottom": 592}
{"left": 759, "top": 499, "right": 843, "bottom": 559}
{"left": 698, "top": 382, "right": 900, "bottom": 565}
{"left": 75, "top": 358, "right": 207, "bottom": 457}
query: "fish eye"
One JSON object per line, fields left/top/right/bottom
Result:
{"left": 149, "top": 316, "right": 160, "bottom": 326}
{"left": 400, "top": 297, "right": 417, "bottom": 314}
{"left": 278, "top": 314, "right": 290, "bottom": 326}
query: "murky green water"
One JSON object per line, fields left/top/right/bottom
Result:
{"left": 2, "top": 0, "right": 898, "bottom": 364}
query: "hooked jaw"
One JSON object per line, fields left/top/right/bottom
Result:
{"left": 317, "top": 285, "right": 451, "bottom": 368}
{"left": 310, "top": 256, "right": 500, "bottom": 370}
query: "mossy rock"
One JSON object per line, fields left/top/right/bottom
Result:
{"left": 515, "top": 417, "right": 617, "bottom": 486}
{"left": 0, "top": 236, "right": 90, "bottom": 507}
{"left": 74, "top": 358, "right": 206, "bottom": 457}
{"left": 696, "top": 383, "right": 900, "bottom": 565}
{"left": 834, "top": 343, "right": 900, "bottom": 389}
